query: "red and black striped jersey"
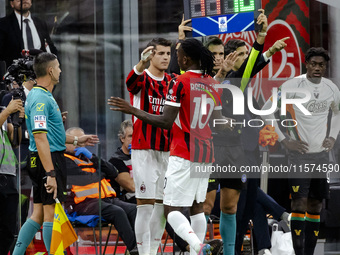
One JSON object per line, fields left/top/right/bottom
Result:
{"left": 164, "top": 71, "right": 222, "bottom": 163}
{"left": 126, "top": 66, "right": 173, "bottom": 151}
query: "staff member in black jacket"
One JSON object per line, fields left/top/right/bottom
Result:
{"left": 0, "top": 0, "right": 58, "bottom": 68}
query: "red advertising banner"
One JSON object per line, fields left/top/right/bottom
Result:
{"left": 219, "top": 0, "right": 310, "bottom": 105}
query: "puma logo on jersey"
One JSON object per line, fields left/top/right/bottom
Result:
{"left": 294, "top": 229, "right": 302, "bottom": 236}
{"left": 314, "top": 231, "right": 319, "bottom": 236}
{"left": 292, "top": 186, "right": 300, "bottom": 192}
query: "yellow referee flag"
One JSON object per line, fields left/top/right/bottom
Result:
{"left": 50, "top": 199, "right": 77, "bottom": 254}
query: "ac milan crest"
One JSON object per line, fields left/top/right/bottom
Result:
{"left": 140, "top": 183, "right": 146, "bottom": 193}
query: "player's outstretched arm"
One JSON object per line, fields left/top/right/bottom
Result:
{"left": 108, "top": 97, "right": 179, "bottom": 129}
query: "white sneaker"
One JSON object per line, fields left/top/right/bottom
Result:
{"left": 258, "top": 248, "right": 272, "bottom": 255}
{"left": 259, "top": 249, "right": 272, "bottom": 255}
{"left": 263, "top": 249, "right": 272, "bottom": 255}
{"left": 281, "top": 212, "right": 291, "bottom": 230}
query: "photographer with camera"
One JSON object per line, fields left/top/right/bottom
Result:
{"left": 1, "top": 49, "right": 39, "bottom": 111}
{"left": 0, "top": 53, "right": 37, "bottom": 224}
{"left": 0, "top": 98, "right": 24, "bottom": 255}
{"left": 1, "top": 77, "right": 36, "bottom": 160}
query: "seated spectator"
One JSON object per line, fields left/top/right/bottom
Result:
{"left": 64, "top": 127, "right": 138, "bottom": 254}
{"left": 109, "top": 120, "right": 135, "bottom": 203}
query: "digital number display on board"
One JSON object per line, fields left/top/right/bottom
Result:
{"left": 183, "top": 0, "right": 262, "bottom": 37}
{"left": 184, "top": 0, "right": 260, "bottom": 19}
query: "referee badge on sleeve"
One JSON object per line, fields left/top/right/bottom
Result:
{"left": 34, "top": 115, "right": 47, "bottom": 129}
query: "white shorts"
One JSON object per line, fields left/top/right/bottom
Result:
{"left": 163, "top": 156, "right": 211, "bottom": 207}
{"left": 132, "top": 149, "right": 169, "bottom": 200}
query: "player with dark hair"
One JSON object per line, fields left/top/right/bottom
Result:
{"left": 108, "top": 38, "right": 234, "bottom": 255}
{"left": 125, "top": 37, "right": 174, "bottom": 255}
{"left": 146, "top": 37, "right": 172, "bottom": 49}
{"left": 262, "top": 47, "right": 340, "bottom": 255}
{"left": 304, "top": 47, "right": 330, "bottom": 63}
{"left": 179, "top": 39, "right": 215, "bottom": 76}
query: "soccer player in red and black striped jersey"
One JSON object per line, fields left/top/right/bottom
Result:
{"left": 109, "top": 38, "right": 234, "bottom": 255}
{"left": 125, "top": 37, "right": 174, "bottom": 255}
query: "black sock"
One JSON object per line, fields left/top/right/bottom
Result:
{"left": 304, "top": 212, "right": 320, "bottom": 255}
{"left": 291, "top": 211, "right": 305, "bottom": 255}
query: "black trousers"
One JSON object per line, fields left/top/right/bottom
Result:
{"left": 74, "top": 197, "right": 137, "bottom": 251}
{"left": 0, "top": 175, "right": 18, "bottom": 255}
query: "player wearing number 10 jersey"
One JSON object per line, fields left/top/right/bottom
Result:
{"left": 108, "top": 38, "right": 233, "bottom": 255}
{"left": 165, "top": 70, "right": 221, "bottom": 163}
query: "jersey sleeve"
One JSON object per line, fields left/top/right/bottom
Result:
{"left": 165, "top": 78, "right": 184, "bottom": 108}
{"left": 28, "top": 96, "right": 50, "bottom": 134}
{"left": 331, "top": 84, "right": 340, "bottom": 114}
{"left": 125, "top": 66, "right": 145, "bottom": 94}
{"left": 329, "top": 84, "right": 340, "bottom": 139}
